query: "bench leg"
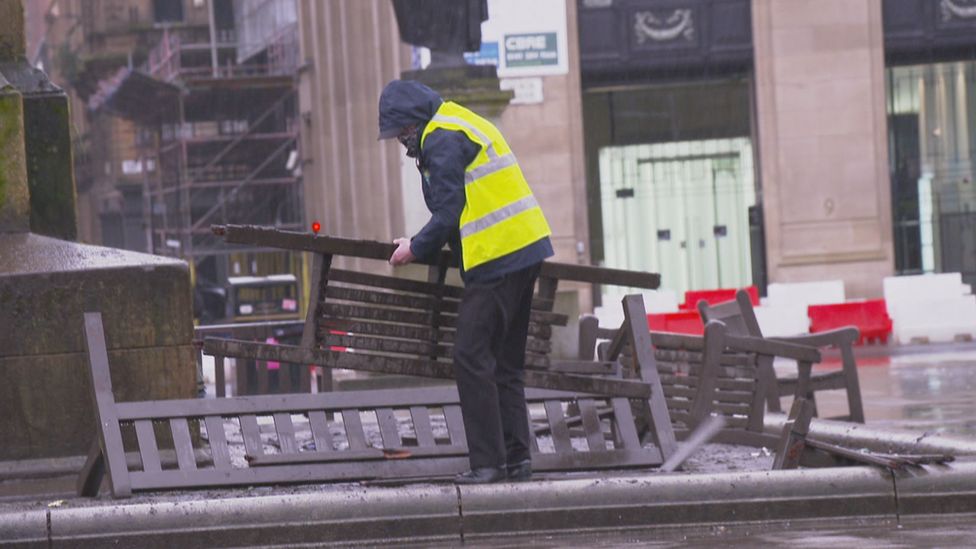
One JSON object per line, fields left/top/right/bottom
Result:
{"left": 772, "top": 398, "right": 814, "bottom": 470}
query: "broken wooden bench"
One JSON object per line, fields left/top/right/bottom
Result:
{"left": 581, "top": 296, "right": 823, "bottom": 448}
{"left": 80, "top": 311, "right": 671, "bottom": 497}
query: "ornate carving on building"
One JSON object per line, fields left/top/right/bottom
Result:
{"left": 634, "top": 9, "right": 695, "bottom": 44}
{"left": 941, "top": 0, "right": 976, "bottom": 21}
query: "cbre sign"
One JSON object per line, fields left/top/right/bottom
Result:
{"left": 504, "top": 33, "right": 559, "bottom": 68}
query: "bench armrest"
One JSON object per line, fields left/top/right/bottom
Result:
{"left": 771, "top": 326, "right": 859, "bottom": 349}
{"left": 724, "top": 333, "right": 821, "bottom": 363}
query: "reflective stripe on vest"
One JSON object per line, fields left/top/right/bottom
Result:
{"left": 421, "top": 102, "right": 551, "bottom": 271}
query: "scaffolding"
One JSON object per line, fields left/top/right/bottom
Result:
{"left": 89, "top": 18, "right": 305, "bottom": 321}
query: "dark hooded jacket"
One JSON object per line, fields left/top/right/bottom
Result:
{"left": 378, "top": 80, "right": 553, "bottom": 283}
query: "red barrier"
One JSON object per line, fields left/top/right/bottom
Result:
{"left": 808, "top": 299, "right": 892, "bottom": 345}
{"left": 647, "top": 310, "right": 704, "bottom": 335}
{"left": 679, "top": 286, "right": 759, "bottom": 310}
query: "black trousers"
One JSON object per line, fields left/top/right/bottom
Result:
{"left": 453, "top": 262, "right": 541, "bottom": 469}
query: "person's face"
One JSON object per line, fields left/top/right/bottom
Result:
{"left": 397, "top": 124, "right": 420, "bottom": 158}
{"left": 397, "top": 124, "right": 417, "bottom": 146}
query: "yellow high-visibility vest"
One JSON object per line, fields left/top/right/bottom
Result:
{"left": 420, "top": 101, "right": 552, "bottom": 272}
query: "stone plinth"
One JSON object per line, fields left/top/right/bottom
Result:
{"left": 0, "top": 233, "right": 196, "bottom": 460}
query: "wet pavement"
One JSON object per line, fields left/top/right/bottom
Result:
{"left": 802, "top": 342, "right": 976, "bottom": 437}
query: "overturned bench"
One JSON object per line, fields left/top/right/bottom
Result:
{"left": 80, "top": 312, "right": 669, "bottom": 497}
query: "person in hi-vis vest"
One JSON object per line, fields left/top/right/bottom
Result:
{"left": 379, "top": 79, "right": 553, "bottom": 484}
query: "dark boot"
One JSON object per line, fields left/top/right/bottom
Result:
{"left": 454, "top": 466, "right": 507, "bottom": 485}
{"left": 506, "top": 459, "right": 532, "bottom": 482}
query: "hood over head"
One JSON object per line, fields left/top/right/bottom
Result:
{"left": 377, "top": 80, "right": 443, "bottom": 140}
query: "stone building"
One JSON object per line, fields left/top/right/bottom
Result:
{"left": 298, "top": 0, "right": 976, "bottom": 306}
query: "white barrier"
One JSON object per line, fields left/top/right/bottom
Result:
{"left": 883, "top": 273, "right": 970, "bottom": 303}
{"left": 753, "top": 304, "right": 810, "bottom": 337}
{"left": 890, "top": 295, "right": 976, "bottom": 344}
{"left": 884, "top": 273, "right": 976, "bottom": 344}
{"left": 594, "top": 289, "right": 679, "bottom": 331}
{"left": 766, "top": 280, "right": 845, "bottom": 308}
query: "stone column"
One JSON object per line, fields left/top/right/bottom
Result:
{"left": 0, "top": 0, "right": 77, "bottom": 240}
{"left": 0, "top": 0, "right": 30, "bottom": 233}
{"left": 752, "top": 0, "right": 894, "bottom": 298}
{"left": 296, "top": 0, "right": 409, "bottom": 273}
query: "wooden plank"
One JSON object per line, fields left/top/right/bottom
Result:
{"left": 240, "top": 414, "right": 264, "bottom": 459}
{"left": 307, "top": 410, "right": 333, "bottom": 452}
{"left": 169, "top": 418, "right": 197, "bottom": 471}
{"left": 301, "top": 253, "right": 331, "bottom": 349}
{"left": 690, "top": 321, "right": 726, "bottom": 426}
{"left": 410, "top": 406, "right": 436, "bottom": 447}
{"left": 324, "top": 302, "right": 435, "bottom": 327}
{"left": 547, "top": 360, "right": 617, "bottom": 375}
{"left": 376, "top": 408, "right": 401, "bottom": 449}
{"left": 256, "top": 359, "right": 269, "bottom": 394}
{"left": 544, "top": 401, "right": 573, "bottom": 453}
{"left": 214, "top": 354, "right": 226, "bottom": 398}
{"left": 236, "top": 356, "right": 250, "bottom": 397}
{"left": 82, "top": 313, "right": 132, "bottom": 497}
{"left": 443, "top": 405, "right": 466, "bottom": 446}
{"left": 326, "top": 285, "right": 437, "bottom": 311}
{"left": 527, "top": 408, "right": 541, "bottom": 453}
{"left": 214, "top": 225, "right": 660, "bottom": 289}
{"left": 341, "top": 410, "right": 368, "bottom": 450}
{"left": 323, "top": 330, "right": 552, "bottom": 356}
{"left": 204, "top": 416, "right": 232, "bottom": 470}
{"left": 578, "top": 399, "right": 607, "bottom": 452}
{"left": 322, "top": 304, "right": 556, "bottom": 338}
{"left": 134, "top": 420, "right": 162, "bottom": 473}
{"left": 772, "top": 398, "right": 815, "bottom": 470}
{"left": 115, "top": 385, "right": 463, "bottom": 420}
{"left": 610, "top": 398, "right": 641, "bottom": 450}
{"left": 329, "top": 268, "right": 464, "bottom": 299}
{"left": 273, "top": 413, "right": 298, "bottom": 454}
{"left": 622, "top": 295, "right": 677, "bottom": 459}
{"left": 248, "top": 445, "right": 469, "bottom": 466}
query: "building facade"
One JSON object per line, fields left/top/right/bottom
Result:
{"left": 579, "top": 0, "right": 976, "bottom": 300}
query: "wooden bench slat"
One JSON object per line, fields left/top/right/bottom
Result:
{"left": 326, "top": 285, "right": 437, "bottom": 311}
{"left": 376, "top": 408, "right": 401, "bottom": 449}
{"left": 322, "top": 305, "right": 554, "bottom": 339}
{"left": 610, "top": 398, "right": 641, "bottom": 450}
{"left": 213, "top": 355, "right": 226, "bottom": 398}
{"left": 659, "top": 374, "right": 755, "bottom": 392}
{"left": 578, "top": 398, "right": 607, "bottom": 452}
{"left": 280, "top": 364, "right": 294, "bottom": 393}
{"left": 204, "top": 416, "right": 233, "bottom": 470}
{"left": 443, "top": 405, "right": 466, "bottom": 446}
{"left": 329, "top": 268, "right": 464, "bottom": 299}
{"left": 247, "top": 444, "right": 470, "bottom": 466}
{"left": 256, "top": 359, "right": 270, "bottom": 394}
{"left": 323, "top": 333, "right": 552, "bottom": 361}
{"left": 240, "top": 414, "right": 264, "bottom": 459}
{"left": 307, "top": 410, "right": 333, "bottom": 452}
{"left": 544, "top": 401, "right": 573, "bottom": 453}
{"left": 273, "top": 413, "right": 299, "bottom": 454}
{"left": 527, "top": 409, "right": 541, "bottom": 453}
{"left": 169, "top": 418, "right": 197, "bottom": 471}
{"left": 410, "top": 406, "right": 436, "bottom": 447}
{"left": 341, "top": 410, "right": 368, "bottom": 450}
{"left": 134, "top": 420, "right": 162, "bottom": 473}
